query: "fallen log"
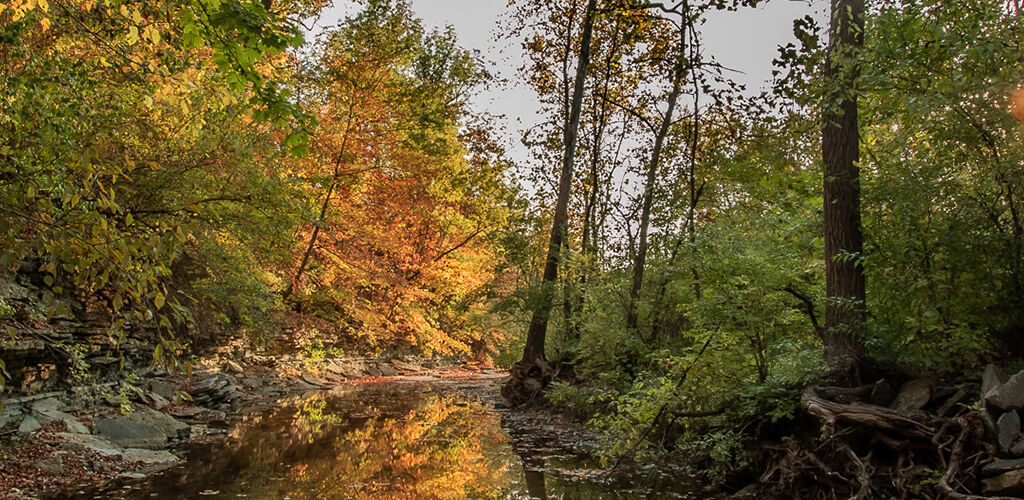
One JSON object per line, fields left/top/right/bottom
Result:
{"left": 800, "top": 387, "right": 939, "bottom": 441}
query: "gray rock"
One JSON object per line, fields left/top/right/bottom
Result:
{"left": 125, "top": 408, "right": 189, "bottom": 441}
{"left": 33, "top": 455, "right": 64, "bottom": 473}
{"left": 987, "top": 371, "right": 1024, "bottom": 411}
{"left": 18, "top": 415, "right": 41, "bottom": 435}
{"left": 145, "top": 392, "right": 170, "bottom": 410}
{"left": 94, "top": 416, "right": 168, "bottom": 449}
{"left": 1013, "top": 440, "right": 1024, "bottom": 457}
{"left": 0, "top": 279, "right": 30, "bottom": 300}
{"left": 30, "top": 397, "right": 63, "bottom": 413}
{"left": 119, "top": 448, "right": 179, "bottom": 464}
{"left": 983, "top": 469, "right": 1024, "bottom": 496}
{"left": 118, "top": 472, "right": 148, "bottom": 480}
{"left": 55, "top": 432, "right": 122, "bottom": 456}
{"left": 365, "top": 365, "right": 383, "bottom": 377}
{"left": 148, "top": 380, "right": 176, "bottom": 400}
{"left": 891, "top": 379, "right": 933, "bottom": 412}
{"left": 983, "top": 364, "right": 1010, "bottom": 404}
{"left": 998, "top": 410, "right": 1022, "bottom": 453}
{"left": 37, "top": 410, "right": 89, "bottom": 434}
{"left": 984, "top": 458, "right": 1024, "bottom": 476}
{"left": 379, "top": 364, "right": 399, "bottom": 377}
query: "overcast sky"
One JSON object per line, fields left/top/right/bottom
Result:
{"left": 311, "top": 0, "right": 828, "bottom": 161}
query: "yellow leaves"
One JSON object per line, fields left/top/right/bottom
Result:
{"left": 2, "top": 0, "right": 48, "bottom": 24}
{"left": 127, "top": 25, "right": 139, "bottom": 45}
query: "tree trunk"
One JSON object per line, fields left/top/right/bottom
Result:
{"left": 626, "top": 71, "right": 683, "bottom": 332}
{"left": 503, "top": 0, "right": 598, "bottom": 406}
{"left": 822, "top": 0, "right": 867, "bottom": 382}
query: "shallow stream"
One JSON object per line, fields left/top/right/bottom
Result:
{"left": 61, "top": 378, "right": 693, "bottom": 499}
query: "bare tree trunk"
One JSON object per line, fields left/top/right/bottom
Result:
{"left": 822, "top": 0, "right": 868, "bottom": 382}
{"left": 626, "top": 71, "right": 683, "bottom": 332}
{"left": 503, "top": 0, "right": 598, "bottom": 406}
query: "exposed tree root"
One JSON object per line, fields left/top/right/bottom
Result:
{"left": 749, "top": 385, "right": 1024, "bottom": 499}
{"left": 501, "top": 357, "right": 556, "bottom": 407}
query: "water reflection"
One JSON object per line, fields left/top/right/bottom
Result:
{"left": 61, "top": 381, "right": 690, "bottom": 499}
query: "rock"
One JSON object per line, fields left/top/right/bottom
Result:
{"left": 148, "top": 380, "right": 177, "bottom": 400}
{"left": 94, "top": 416, "right": 168, "bottom": 449}
{"left": 390, "top": 359, "right": 423, "bottom": 373}
{"left": 30, "top": 397, "right": 64, "bottom": 413}
{"left": 125, "top": 408, "right": 190, "bottom": 440}
{"left": 224, "top": 361, "right": 244, "bottom": 374}
{"left": 118, "top": 472, "right": 148, "bottom": 480}
{"left": 190, "top": 374, "right": 241, "bottom": 407}
{"left": 379, "top": 363, "right": 399, "bottom": 377}
{"left": 730, "top": 484, "right": 760, "bottom": 499}
{"left": 937, "top": 389, "right": 967, "bottom": 417}
{"left": 145, "top": 392, "right": 170, "bottom": 410}
{"left": 0, "top": 278, "right": 30, "bottom": 299}
{"left": 870, "top": 380, "right": 897, "bottom": 407}
{"left": 18, "top": 415, "right": 41, "bottom": 435}
{"left": 365, "top": 365, "right": 383, "bottom": 377}
{"left": 56, "top": 433, "right": 122, "bottom": 457}
{"left": 891, "top": 379, "right": 934, "bottom": 412}
{"left": 983, "top": 469, "right": 1024, "bottom": 496}
{"left": 998, "top": 410, "right": 1022, "bottom": 453}
{"left": 119, "top": 448, "right": 179, "bottom": 464}
{"left": 1012, "top": 440, "right": 1024, "bottom": 457}
{"left": 37, "top": 410, "right": 89, "bottom": 434}
{"left": 300, "top": 372, "right": 329, "bottom": 387}
{"left": 987, "top": 371, "right": 1024, "bottom": 411}
{"left": 168, "top": 407, "right": 204, "bottom": 418}
{"left": 984, "top": 458, "right": 1024, "bottom": 476}
{"left": 983, "top": 364, "right": 1010, "bottom": 404}
{"left": 33, "top": 455, "right": 64, "bottom": 473}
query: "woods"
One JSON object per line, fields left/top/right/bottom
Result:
{"left": 3, "top": 0, "right": 1024, "bottom": 497}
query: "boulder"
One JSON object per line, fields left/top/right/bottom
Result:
{"left": 984, "top": 458, "right": 1024, "bottom": 476}
{"left": 379, "top": 363, "right": 399, "bottom": 377}
{"left": 390, "top": 359, "right": 424, "bottom": 374}
{"left": 891, "top": 379, "right": 933, "bottom": 412}
{"left": 18, "top": 415, "right": 41, "bottom": 435}
{"left": 986, "top": 371, "right": 1024, "bottom": 411}
{"left": 998, "top": 410, "right": 1022, "bottom": 453}
{"left": 34, "top": 455, "right": 64, "bottom": 474}
{"left": 1012, "top": 440, "right": 1024, "bottom": 457}
{"left": 56, "top": 432, "right": 123, "bottom": 457}
{"left": 982, "top": 364, "right": 1010, "bottom": 405}
{"left": 983, "top": 469, "right": 1024, "bottom": 496}
{"left": 36, "top": 409, "right": 89, "bottom": 434}
{"left": 148, "top": 380, "right": 177, "bottom": 400}
{"left": 126, "top": 408, "right": 190, "bottom": 440}
{"left": 30, "top": 397, "right": 64, "bottom": 413}
{"left": 94, "top": 416, "right": 168, "bottom": 449}
{"left": 365, "top": 365, "right": 383, "bottom": 377}
{"left": 120, "top": 448, "right": 180, "bottom": 465}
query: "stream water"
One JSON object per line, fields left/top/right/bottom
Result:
{"left": 60, "top": 379, "right": 694, "bottom": 499}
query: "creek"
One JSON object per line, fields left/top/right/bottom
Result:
{"left": 59, "top": 378, "right": 693, "bottom": 499}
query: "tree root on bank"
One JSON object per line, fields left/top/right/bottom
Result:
{"left": 500, "top": 357, "right": 556, "bottom": 407}
{"left": 753, "top": 386, "right": 1023, "bottom": 499}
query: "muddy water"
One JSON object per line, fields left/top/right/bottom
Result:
{"left": 63, "top": 379, "right": 694, "bottom": 499}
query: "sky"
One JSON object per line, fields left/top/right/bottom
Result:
{"left": 310, "top": 0, "right": 828, "bottom": 161}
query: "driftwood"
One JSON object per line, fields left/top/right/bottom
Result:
{"left": 801, "top": 387, "right": 939, "bottom": 441}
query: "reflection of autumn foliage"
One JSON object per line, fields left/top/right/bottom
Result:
{"left": 226, "top": 389, "right": 512, "bottom": 499}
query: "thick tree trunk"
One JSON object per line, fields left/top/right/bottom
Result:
{"left": 822, "top": 0, "right": 867, "bottom": 382}
{"left": 626, "top": 73, "right": 683, "bottom": 332}
{"left": 503, "top": 0, "right": 597, "bottom": 406}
